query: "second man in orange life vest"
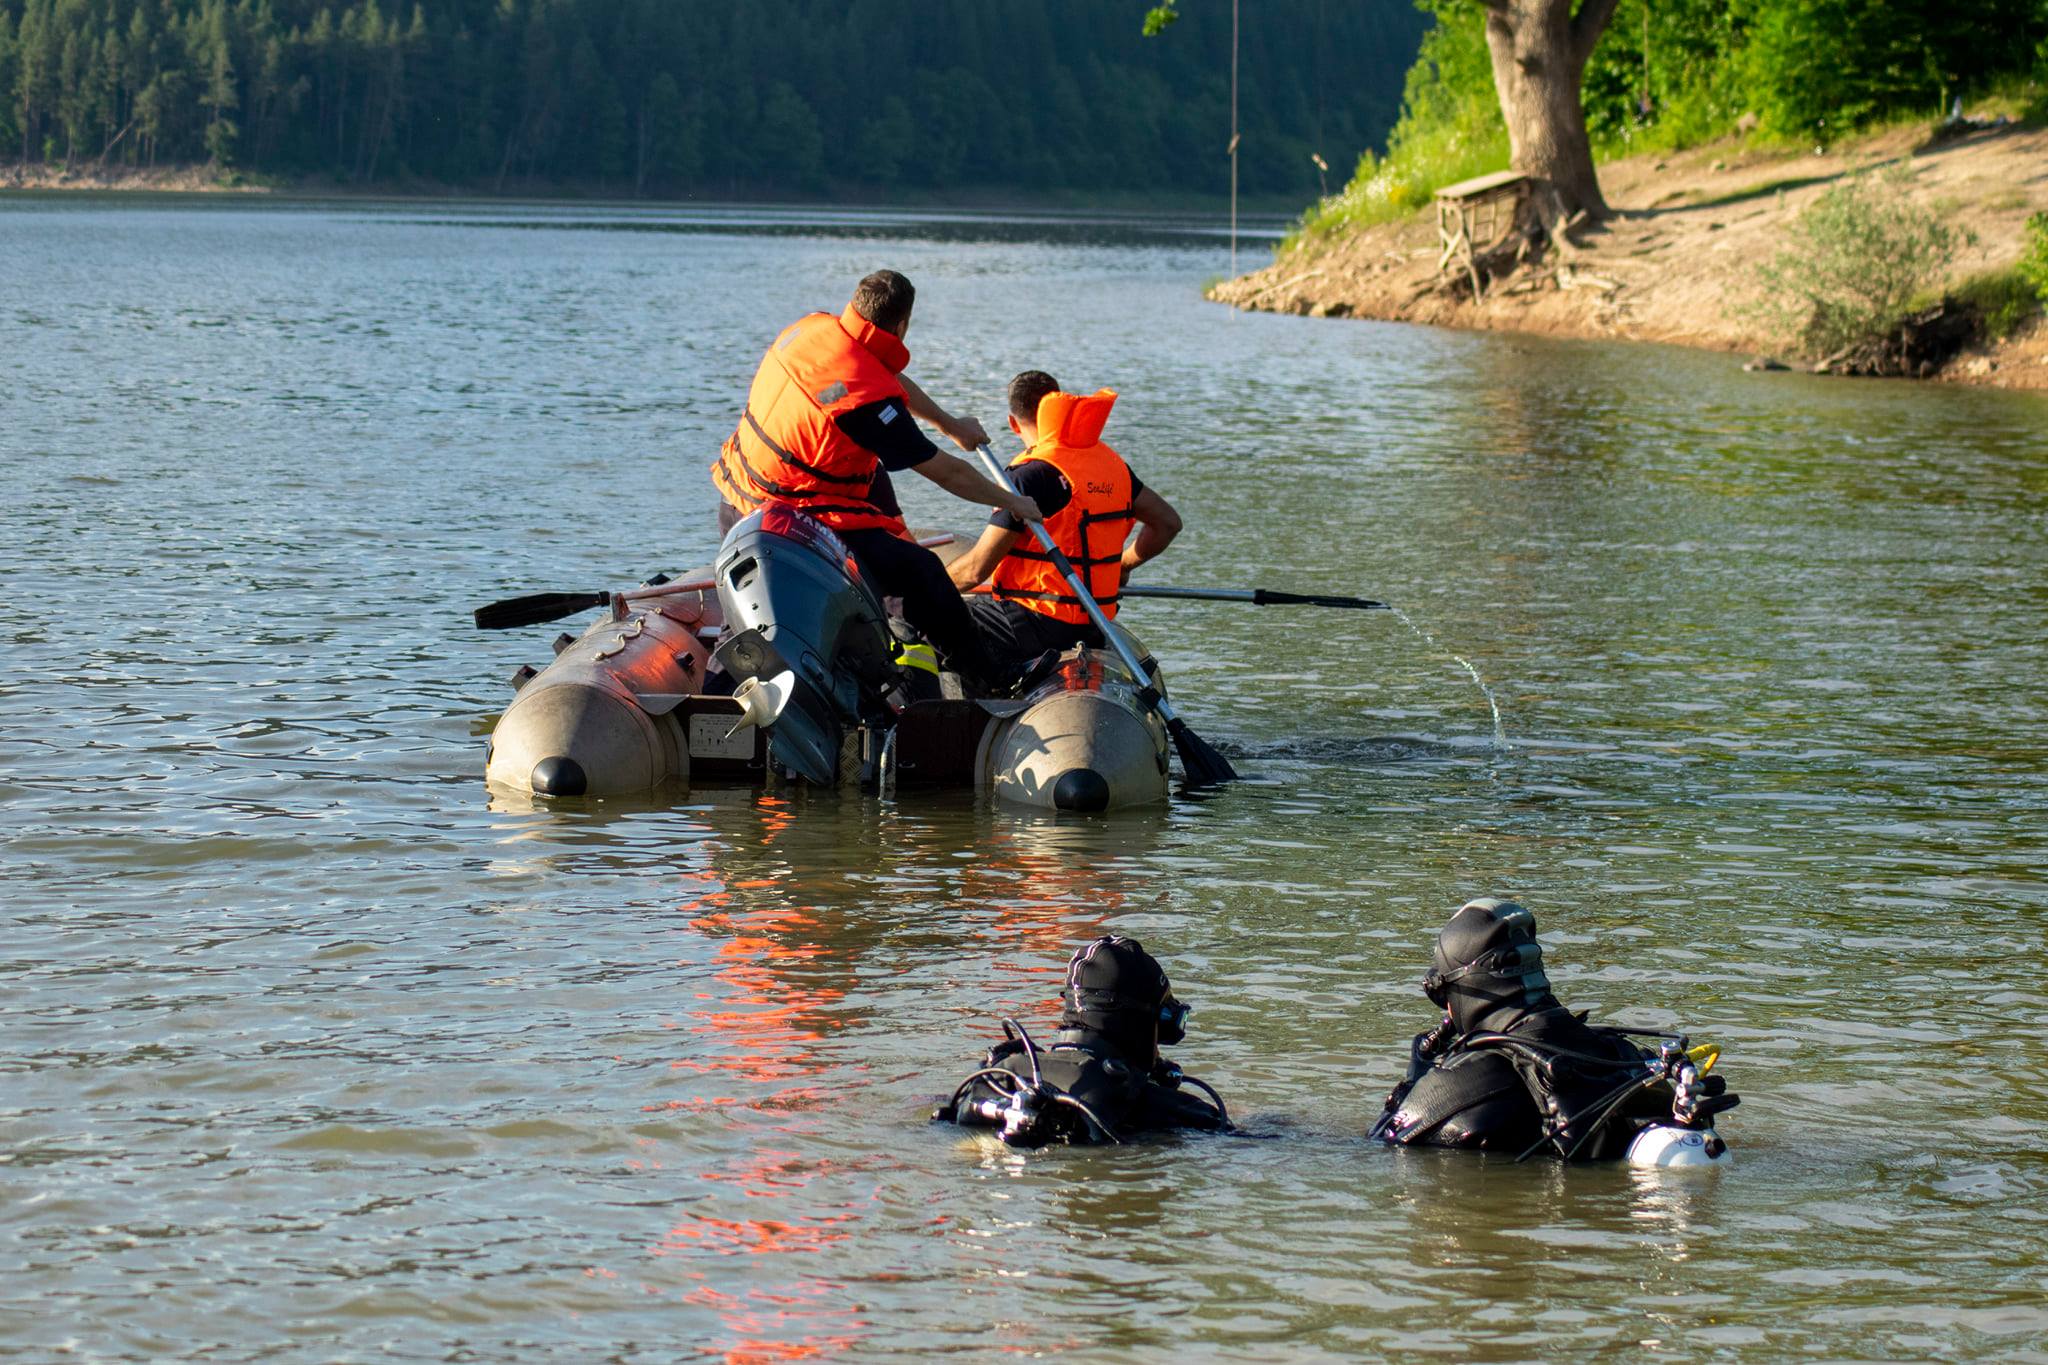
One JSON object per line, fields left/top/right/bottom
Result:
{"left": 711, "top": 270, "right": 1040, "bottom": 685}
{"left": 945, "top": 371, "right": 1183, "bottom": 676}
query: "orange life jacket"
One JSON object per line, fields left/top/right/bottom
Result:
{"left": 990, "top": 389, "right": 1136, "bottom": 625}
{"left": 711, "top": 303, "right": 912, "bottom": 535}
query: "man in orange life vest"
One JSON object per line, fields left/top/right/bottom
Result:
{"left": 711, "top": 270, "right": 1040, "bottom": 683}
{"left": 945, "top": 371, "right": 1183, "bottom": 675}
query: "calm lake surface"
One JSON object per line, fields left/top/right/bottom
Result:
{"left": 4, "top": 195, "right": 2047, "bottom": 1361}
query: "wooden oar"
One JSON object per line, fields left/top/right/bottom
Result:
{"left": 970, "top": 445, "right": 1236, "bottom": 788}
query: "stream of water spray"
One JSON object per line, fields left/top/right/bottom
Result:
{"left": 1389, "top": 606, "right": 1507, "bottom": 749}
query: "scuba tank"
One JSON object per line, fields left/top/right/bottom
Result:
{"left": 1627, "top": 1124, "right": 1729, "bottom": 1168}
{"left": 1625, "top": 1037, "right": 1730, "bottom": 1167}
{"left": 711, "top": 503, "right": 907, "bottom": 785}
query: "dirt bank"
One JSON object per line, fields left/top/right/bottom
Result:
{"left": 0, "top": 163, "right": 278, "bottom": 193}
{"left": 1211, "top": 123, "right": 2048, "bottom": 392}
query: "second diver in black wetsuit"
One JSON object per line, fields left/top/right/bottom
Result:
{"left": 934, "top": 935, "right": 1230, "bottom": 1147}
{"left": 1372, "top": 898, "right": 1739, "bottom": 1162}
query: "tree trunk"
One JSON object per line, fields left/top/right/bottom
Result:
{"left": 634, "top": 107, "right": 646, "bottom": 198}
{"left": 1480, "top": 0, "right": 1620, "bottom": 219}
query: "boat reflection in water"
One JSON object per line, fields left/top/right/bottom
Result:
{"left": 616, "top": 792, "right": 1170, "bottom": 1359}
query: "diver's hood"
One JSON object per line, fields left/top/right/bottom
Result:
{"left": 1429, "top": 898, "right": 1561, "bottom": 1034}
{"left": 1057, "top": 934, "right": 1181, "bottom": 1061}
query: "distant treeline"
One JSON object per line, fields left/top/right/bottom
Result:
{"left": 0, "top": 0, "right": 1426, "bottom": 197}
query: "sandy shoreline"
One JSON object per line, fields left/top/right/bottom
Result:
{"left": 0, "top": 162, "right": 1287, "bottom": 216}
{"left": 1210, "top": 124, "right": 2048, "bottom": 392}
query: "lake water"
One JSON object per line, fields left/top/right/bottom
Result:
{"left": 4, "top": 196, "right": 2047, "bottom": 1361}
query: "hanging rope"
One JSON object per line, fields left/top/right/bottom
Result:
{"left": 1230, "top": 0, "right": 1240, "bottom": 278}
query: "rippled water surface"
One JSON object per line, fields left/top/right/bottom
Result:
{"left": 5, "top": 196, "right": 2048, "bottom": 1361}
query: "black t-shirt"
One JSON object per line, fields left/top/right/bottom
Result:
{"left": 990, "top": 461, "right": 1146, "bottom": 531}
{"left": 828, "top": 396, "right": 936, "bottom": 522}
{"left": 834, "top": 396, "right": 939, "bottom": 472}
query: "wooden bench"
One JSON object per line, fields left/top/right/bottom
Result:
{"left": 1435, "top": 169, "right": 1530, "bottom": 298}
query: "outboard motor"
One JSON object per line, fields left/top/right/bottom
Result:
{"left": 711, "top": 503, "right": 903, "bottom": 784}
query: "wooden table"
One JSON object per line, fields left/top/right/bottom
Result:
{"left": 1435, "top": 169, "right": 1530, "bottom": 298}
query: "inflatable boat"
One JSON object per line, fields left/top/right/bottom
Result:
{"left": 483, "top": 506, "right": 1169, "bottom": 811}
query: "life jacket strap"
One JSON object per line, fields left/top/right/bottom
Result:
{"left": 740, "top": 408, "right": 874, "bottom": 487}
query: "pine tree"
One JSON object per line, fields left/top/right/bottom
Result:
{"left": 198, "top": 0, "right": 237, "bottom": 165}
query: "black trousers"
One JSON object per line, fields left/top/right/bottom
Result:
{"left": 837, "top": 527, "right": 992, "bottom": 680}
{"left": 965, "top": 596, "right": 1102, "bottom": 675}
{"left": 716, "top": 500, "right": 990, "bottom": 680}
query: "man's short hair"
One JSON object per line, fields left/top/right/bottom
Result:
{"left": 1008, "top": 370, "right": 1061, "bottom": 422}
{"left": 851, "top": 270, "right": 916, "bottom": 333}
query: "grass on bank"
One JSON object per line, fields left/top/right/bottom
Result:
{"left": 1951, "top": 266, "right": 2043, "bottom": 342}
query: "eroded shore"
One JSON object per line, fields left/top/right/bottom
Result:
{"left": 1211, "top": 124, "right": 2048, "bottom": 392}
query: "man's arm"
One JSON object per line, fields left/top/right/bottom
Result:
{"left": 898, "top": 372, "right": 991, "bottom": 452}
{"left": 1119, "top": 486, "right": 1182, "bottom": 578}
{"left": 946, "top": 524, "right": 1025, "bottom": 590}
{"left": 910, "top": 451, "right": 1042, "bottom": 524}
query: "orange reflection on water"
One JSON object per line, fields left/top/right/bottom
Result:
{"left": 641, "top": 811, "right": 873, "bottom": 1360}
{"left": 655, "top": 1210, "right": 856, "bottom": 1257}
{"left": 651, "top": 1147, "right": 875, "bottom": 1360}
{"left": 674, "top": 1282, "right": 864, "bottom": 1364}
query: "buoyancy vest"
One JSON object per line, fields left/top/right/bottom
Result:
{"left": 711, "top": 304, "right": 913, "bottom": 535}
{"left": 990, "top": 389, "right": 1136, "bottom": 625}
{"left": 1375, "top": 1014, "right": 1672, "bottom": 1159}
{"left": 939, "top": 1034, "right": 1227, "bottom": 1146}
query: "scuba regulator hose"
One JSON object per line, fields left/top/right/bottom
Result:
{"left": 1512, "top": 1036, "right": 1734, "bottom": 1163}
{"left": 944, "top": 1018, "right": 1124, "bottom": 1146}
{"left": 1178, "top": 1074, "right": 1230, "bottom": 1127}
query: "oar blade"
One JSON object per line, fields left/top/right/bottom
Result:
{"left": 472, "top": 590, "right": 607, "bottom": 631}
{"left": 1168, "top": 716, "right": 1237, "bottom": 787}
{"left": 1253, "top": 589, "right": 1390, "bottom": 610}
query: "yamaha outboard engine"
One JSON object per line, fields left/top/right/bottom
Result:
{"left": 711, "top": 504, "right": 903, "bottom": 784}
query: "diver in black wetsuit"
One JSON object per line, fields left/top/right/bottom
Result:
{"left": 934, "top": 936, "right": 1230, "bottom": 1147}
{"left": 1372, "top": 898, "right": 1738, "bottom": 1161}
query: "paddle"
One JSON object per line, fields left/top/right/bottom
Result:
{"left": 1120, "top": 585, "right": 1390, "bottom": 611}
{"left": 474, "top": 532, "right": 960, "bottom": 631}
{"left": 970, "top": 445, "right": 1236, "bottom": 788}
{"left": 472, "top": 577, "right": 712, "bottom": 631}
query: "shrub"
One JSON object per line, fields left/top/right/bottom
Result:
{"left": 2019, "top": 212, "right": 2048, "bottom": 304}
{"left": 1951, "top": 269, "right": 2039, "bottom": 340}
{"left": 1743, "top": 167, "right": 1966, "bottom": 357}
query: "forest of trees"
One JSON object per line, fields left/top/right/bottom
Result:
{"left": 0, "top": 0, "right": 1427, "bottom": 198}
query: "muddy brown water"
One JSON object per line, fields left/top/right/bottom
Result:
{"left": 4, "top": 197, "right": 2047, "bottom": 1360}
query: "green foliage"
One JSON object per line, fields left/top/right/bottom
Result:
{"left": 1290, "top": 0, "right": 1504, "bottom": 241}
{"left": 1581, "top": 0, "right": 1748, "bottom": 155}
{"left": 1950, "top": 268, "right": 2040, "bottom": 340}
{"left": 0, "top": 0, "right": 1424, "bottom": 197}
{"left": 1743, "top": 168, "right": 1966, "bottom": 357}
{"left": 1739, "top": 1, "right": 2048, "bottom": 141}
{"left": 2019, "top": 212, "right": 2048, "bottom": 302}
